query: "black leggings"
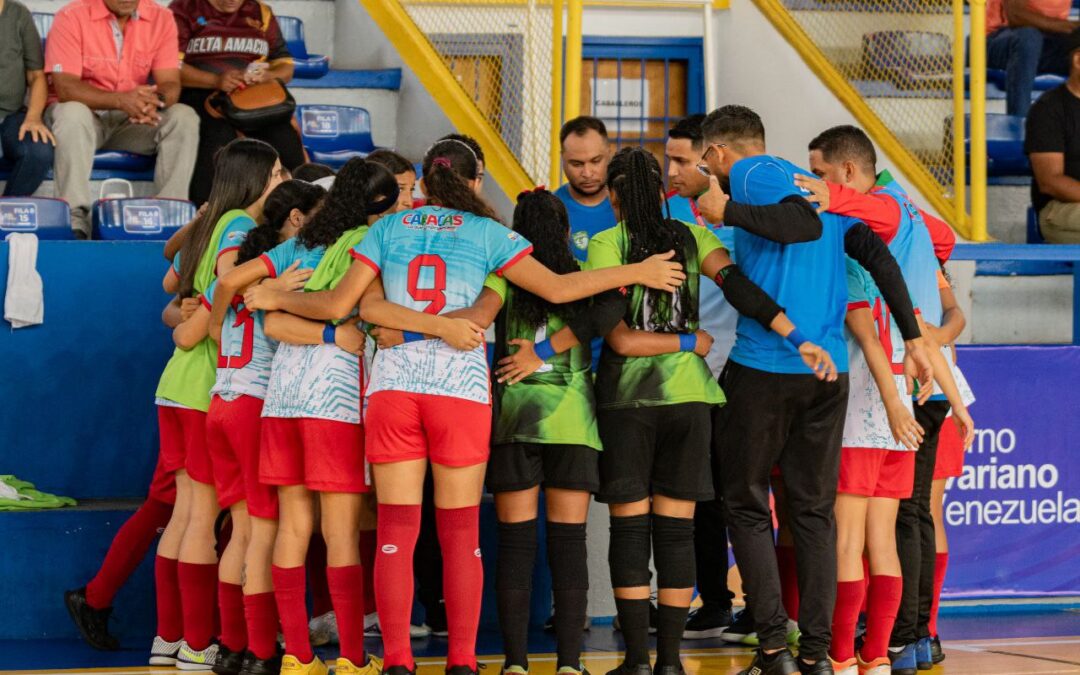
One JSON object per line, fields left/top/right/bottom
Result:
{"left": 181, "top": 88, "right": 307, "bottom": 205}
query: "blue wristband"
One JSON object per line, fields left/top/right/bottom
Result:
{"left": 403, "top": 331, "right": 424, "bottom": 343}
{"left": 323, "top": 323, "right": 336, "bottom": 344}
{"left": 533, "top": 339, "right": 556, "bottom": 362}
{"left": 678, "top": 332, "right": 697, "bottom": 352}
{"left": 786, "top": 328, "right": 807, "bottom": 349}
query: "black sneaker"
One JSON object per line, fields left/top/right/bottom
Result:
{"left": 719, "top": 609, "right": 754, "bottom": 644}
{"left": 655, "top": 665, "right": 685, "bottom": 675}
{"left": 929, "top": 636, "right": 945, "bottom": 664}
{"left": 447, "top": 666, "right": 481, "bottom": 675}
{"left": 797, "top": 658, "right": 834, "bottom": 674}
{"left": 605, "top": 663, "right": 652, "bottom": 675}
{"left": 212, "top": 645, "right": 245, "bottom": 675}
{"left": 64, "top": 587, "right": 120, "bottom": 651}
{"left": 238, "top": 650, "right": 283, "bottom": 675}
{"left": 737, "top": 648, "right": 799, "bottom": 675}
{"left": 683, "top": 602, "right": 732, "bottom": 639}
{"left": 385, "top": 667, "right": 417, "bottom": 675}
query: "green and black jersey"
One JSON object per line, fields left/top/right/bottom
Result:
{"left": 584, "top": 220, "right": 727, "bottom": 410}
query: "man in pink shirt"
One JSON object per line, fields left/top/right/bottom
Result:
{"left": 986, "top": 0, "right": 1078, "bottom": 116}
{"left": 44, "top": 0, "right": 197, "bottom": 237}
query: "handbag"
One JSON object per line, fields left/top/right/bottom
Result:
{"left": 204, "top": 78, "right": 296, "bottom": 132}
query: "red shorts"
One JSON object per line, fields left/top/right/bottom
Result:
{"left": 838, "top": 447, "right": 915, "bottom": 499}
{"left": 206, "top": 395, "right": 279, "bottom": 518}
{"left": 154, "top": 406, "right": 208, "bottom": 500}
{"left": 260, "top": 417, "right": 368, "bottom": 493}
{"left": 933, "top": 416, "right": 966, "bottom": 480}
{"left": 365, "top": 391, "right": 491, "bottom": 467}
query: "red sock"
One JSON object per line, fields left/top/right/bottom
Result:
{"left": 928, "top": 552, "right": 949, "bottom": 637}
{"left": 863, "top": 575, "right": 903, "bottom": 661}
{"left": 776, "top": 544, "right": 800, "bottom": 622}
{"left": 218, "top": 581, "right": 246, "bottom": 652}
{"left": 329, "top": 565, "right": 366, "bottom": 663}
{"left": 154, "top": 555, "right": 183, "bottom": 642}
{"left": 86, "top": 499, "right": 173, "bottom": 609}
{"left": 359, "top": 529, "right": 377, "bottom": 615}
{"left": 307, "top": 534, "right": 333, "bottom": 618}
{"left": 437, "top": 506, "right": 483, "bottom": 669}
{"left": 830, "top": 580, "right": 865, "bottom": 662}
{"left": 861, "top": 557, "right": 870, "bottom": 613}
{"left": 177, "top": 562, "right": 218, "bottom": 650}
{"left": 375, "top": 504, "right": 421, "bottom": 669}
{"left": 272, "top": 565, "right": 312, "bottom": 663}
{"left": 244, "top": 592, "right": 280, "bottom": 660}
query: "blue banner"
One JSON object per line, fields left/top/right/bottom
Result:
{"left": 943, "top": 345, "right": 1080, "bottom": 598}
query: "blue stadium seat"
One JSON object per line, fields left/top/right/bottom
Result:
{"left": 92, "top": 198, "right": 195, "bottom": 241}
{"left": 965, "top": 113, "right": 1031, "bottom": 177}
{"left": 862, "top": 31, "right": 951, "bottom": 89}
{"left": 277, "top": 16, "right": 330, "bottom": 79}
{"left": 297, "top": 105, "right": 381, "bottom": 168}
{"left": 90, "top": 151, "right": 156, "bottom": 181}
{"left": 986, "top": 69, "right": 1065, "bottom": 92}
{"left": 1027, "top": 206, "right": 1046, "bottom": 244}
{"left": 0, "top": 197, "right": 73, "bottom": 240}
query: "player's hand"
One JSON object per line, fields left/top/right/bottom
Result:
{"left": 262, "top": 261, "right": 313, "bottom": 292}
{"left": 369, "top": 326, "right": 405, "bottom": 349}
{"left": 243, "top": 284, "right": 284, "bottom": 311}
{"left": 635, "top": 250, "right": 686, "bottom": 292}
{"left": 693, "top": 329, "right": 714, "bottom": 357}
{"left": 798, "top": 340, "right": 838, "bottom": 381}
{"left": 793, "top": 174, "right": 830, "bottom": 213}
{"left": 437, "top": 317, "right": 485, "bottom": 351}
{"left": 334, "top": 321, "right": 366, "bottom": 356}
{"left": 952, "top": 406, "right": 975, "bottom": 450}
{"left": 179, "top": 297, "right": 201, "bottom": 322}
{"left": 697, "top": 175, "right": 729, "bottom": 223}
{"left": 496, "top": 338, "right": 543, "bottom": 385}
{"left": 904, "top": 338, "right": 934, "bottom": 405}
{"left": 886, "top": 399, "right": 924, "bottom": 450}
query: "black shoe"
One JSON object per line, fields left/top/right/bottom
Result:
{"left": 930, "top": 636, "right": 945, "bottom": 664}
{"left": 64, "top": 587, "right": 120, "bottom": 651}
{"left": 719, "top": 609, "right": 755, "bottom": 644}
{"left": 427, "top": 602, "right": 449, "bottom": 637}
{"left": 212, "top": 645, "right": 245, "bottom": 675}
{"left": 737, "top": 648, "right": 799, "bottom": 675}
{"left": 655, "top": 665, "right": 685, "bottom": 675}
{"left": 683, "top": 602, "right": 733, "bottom": 639}
{"left": 605, "top": 663, "right": 652, "bottom": 675}
{"left": 238, "top": 650, "right": 282, "bottom": 675}
{"left": 386, "top": 667, "right": 417, "bottom": 675}
{"left": 447, "top": 666, "right": 480, "bottom": 675}
{"left": 797, "top": 658, "right": 834, "bottom": 674}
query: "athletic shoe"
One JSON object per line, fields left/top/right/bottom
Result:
{"left": 736, "top": 648, "right": 799, "bottom": 675}
{"left": 831, "top": 657, "right": 857, "bottom": 675}
{"left": 888, "top": 644, "right": 916, "bottom": 675}
{"left": 929, "top": 636, "right": 945, "bottom": 664}
{"left": 741, "top": 619, "right": 799, "bottom": 647}
{"left": 720, "top": 609, "right": 754, "bottom": 643}
{"left": 557, "top": 666, "right": 592, "bottom": 675}
{"left": 280, "top": 654, "right": 329, "bottom": 675}
{"left": 655, "top": 665, "right": 685, "bottom": 675}
{"left": 501, "top": 666, "right": 529, "bottom": 675}
{"left": 149, "top": 635, "right": 185, "bottom": 666}
{"left": 683, "top": 602, "right": 732, "bottom": 639}
{"left": 337, "top": 654, "right": 384, "bottom": 675}
{"left": 212, "top": 644, "right": 245, "bottom": 675}
{"left": 604, "top": 663, "right": 652, "bottom": 675}
{"left": 612, "top": 603, "right": 659, "bottom": 634}
{"left": 855, "top": 654, "right": 890, "bottom": 675}
{"left": 363, "top": 612, "right": 431, "bottom": 639}
{"left": 310, "top": 611, "right": 338, "bottom": 646}
{"left": 64, "top": 587, "right": 120, "bottom": 651}
{"left": 796, "top": 658, "right": 834, "bottom": 674}
{"left": 544, "top": 614, "right": 594, "bottom": 632}
{"left": 384, "top": 666, "right": 416, "bottom": 675}
{"left": 177, "top": 641, "right": 221, "bottom": 671}
{"left": 914, "top": 637, "right": 932, "bottom": 670}
{"left": 447, "top": 666, "right": 482, "bottom": 675}
{"left": 411, "top": 623, "right": 432, "bottom": 638}
{"left": 239, "top": 650, "right": 283, "bottom": 675}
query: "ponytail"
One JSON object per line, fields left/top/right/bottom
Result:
{"left": 238, "top": 180, "right": 326, "bottom": 263}
{"left": 421, "top": 139, "right": 502, "bottom": 223}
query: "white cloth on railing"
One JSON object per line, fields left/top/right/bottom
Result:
{"left": 4, "top": 233, "right": 44, "bottom": 328}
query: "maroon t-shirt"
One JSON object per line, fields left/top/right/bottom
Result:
{"left": 170, "top": 0, "right": 290, "bottom": 74}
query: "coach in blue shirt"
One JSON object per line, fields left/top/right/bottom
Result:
{"left": 696, "top": 105, "right": 932, "bottom": 675}
{"left": 555, "top": 116, "right": 617, "bottom": 261}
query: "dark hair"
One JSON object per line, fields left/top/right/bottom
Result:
{"left": 421, "top": 139, "right": 501, "bottom": 222}
{"left": 178, "top": 138, "right": 279, "bottom": 297}
{"left": 808, "top": 124, "right": 877, "bottom": 173}
{"left": 560, "top": 116, "right": 609, "bottom": 146}
{"left": 701, "top": 105, "right": 766, "bottom": 149}
{"left": 510, "top": 190, "right": 583, "bottom": 329}
{"left": 668, "top": 114, "right": 706, "bottom": 150}
{"left": 298, "top": 158, "right": 399, "bottom": 249}
{"left": 291, "top": 162, "right": 335, "bottom": 182}
{"left": 366, "top": 149, "right": 415, "bottom": 176}
{"left": 238, "top": 180, "right": 326, "bottom": 263}
{"left": 607, "top": 147, "right": 696, "bottom": 331}
{"left": 437, "top": 133, "right": 485, "bottom": 164}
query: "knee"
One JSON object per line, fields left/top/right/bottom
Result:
{"left": 652, "top": 514, "right": 696, "bottom": 589}
{"left": 19, "top": 137, "right": 55, "bottom": 166}
{"left": 161, "top": 103, "right": 200, "bottom": 136}
{"left": 1009, "top": 27, "right": 1044, "bottom": 55}
{"left": 49, "top": 102, "right": 94, "bottom": 138}
{"left": 835, "top": 530, "right": 865, "bottom": 560}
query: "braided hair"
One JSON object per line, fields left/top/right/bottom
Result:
{"left": 510, "top": 190, "right": 584, "bottom": 329}
{"left": 607, "top": 146, "right": 696, "bottom": 331}
{"left": 237, "top": 180, "right": 326, "bottom": 263}
{"left": 421, "top": 139, "right": 502, "bottom": 223}
{"left": 298, "top": 158, "right": 399, "bottom": 249}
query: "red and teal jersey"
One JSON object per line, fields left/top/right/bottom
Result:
{"left": 872, "top": 175, "right": 943, "bottom": 326}
{"left": 351, "top": 206, "right": 533, "bottom": 404}
{"left": 205, "top": 280, "right": 277, "bottom": 401}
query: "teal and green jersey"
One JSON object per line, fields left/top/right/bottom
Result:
{"left": 584, "top": 220, "right": 726, "bottom": 410}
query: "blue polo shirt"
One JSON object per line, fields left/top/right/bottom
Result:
{"left": 555, "top": 184, "right": 617, "bottom": 262}
{"left": 726, "top": 155, "right": 858, "bottom": 375}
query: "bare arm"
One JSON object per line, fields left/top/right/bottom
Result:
{"left": 928, "top": 281, "right": 966, "bottom": 345}
{"left": 180, "top": 63, "right": 225, "bottom": 90}
{"left": 163, "top": 267, "right": 180, "bottom": 294}
{"left": 501, "top": 252, "right": 685, "bottom": 304}
{"left": 17, "top": 71, "right": 55, "bottom": 145}
{"left": 173, "top": 305, "right": 210, "bottom": 349}
{"left": 152, "top": 68, "right": 181, "bottom": 107}
{"left": 848, "top": 308, "right": 923, "bottom": 449}
{"left": 263, "top": 311, "right": 367, "bottom": 356}
{"left": 211, "top": 257, "right": 274, "bottom": 340}
{"left": 1004, "top": 0, "right": 1076, "bottom": 33}
{"left": 358, "top": 285, "right": 484, "bottom": 351}
{"left": 162, "top": 297, "right": 183, "bottom": 328}
{"left": 1030, "top": 153, "right": 1080, "bottom": 202}
{"left": 245, "top": 259, "right": 378, "bottom": 321}
{"left": 918, "top": 315, "right": 975, "bottom": 447}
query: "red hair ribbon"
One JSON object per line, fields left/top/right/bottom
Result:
{"left": 432, "top": 157, "right": 452, "bottom": 169}
{"left": 516, "top": 185, "right": 548, "bottom": 200}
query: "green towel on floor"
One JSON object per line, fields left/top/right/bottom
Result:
{"left": 0, "top": 475, "right": 77, "bottom": 511}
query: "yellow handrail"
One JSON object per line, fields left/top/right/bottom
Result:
{"left": 549, "top": 0, "right": 565, "bottom": 187}
{"left": 969, "top": 0, "right": 989, "bottom": 241}
{"left": 565, "top": 0, "right": 584, "bottom": 132}
{"left": 952, "top": 0, "right": 967, "bottom": 233}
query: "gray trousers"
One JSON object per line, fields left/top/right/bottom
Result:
{"left": 1040, "top": 200, "right": 1080, "bottom": 244}
{"left": 45, "top": 101, "right": 199, "bottom": 236}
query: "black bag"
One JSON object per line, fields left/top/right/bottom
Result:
{"left": 204, "top": 78, "right": 296, "bottom": 132}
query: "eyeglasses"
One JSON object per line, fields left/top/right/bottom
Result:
{"left": 697, "top": 143, "right": 726, "bottom": 177}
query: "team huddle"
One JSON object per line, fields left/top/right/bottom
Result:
{"left": 62, "top": 105, "right": 976, "bottom": 675}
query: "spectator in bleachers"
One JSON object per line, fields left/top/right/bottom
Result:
{"left": 169, "top": 0, "right": 305, "bottom": 206}
{"left": 44, "top": 0, "right": 198, "bottom": 238}
{"left": 1026, "top": 29, "right": 1080, "bottom": 243}
{"left": 986, "top": 0, "right": 1077, "bottom": 116}
{"left": 556, "top": 116, "right": 616, "bottom": 261}
{"left": 0, "top": 0, "right": 55, "bottom": 197}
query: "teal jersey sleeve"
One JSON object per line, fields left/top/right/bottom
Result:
{"left": 845, "top": 257, "right": 871, "bottom": 305}
{"left": 484, "top": 218, "right": 533, "bottom": 275}
{"left": 218, "top": 214, "right": 257, "bottom": 257}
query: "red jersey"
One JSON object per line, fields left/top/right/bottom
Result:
{"left": 170, "top": 0, "right": 290, "bottom": 74}
{"left": 826, "top": 182, "right": 956, "bottom": 263}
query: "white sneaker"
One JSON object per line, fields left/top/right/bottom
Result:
{"left": 149, "top": 635, "right": 184, "bottom": 666}
{"left": 364, "top": 612, "right": 381, "bottom": 637}
{"left": 309, "top": 611, "right": 339, "bottom": 647}
{"left": 410, "top": 623, "right": 432, "bottom": 639}
{"left": 176, "top": 641, "right": 219, "bottom": 671}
